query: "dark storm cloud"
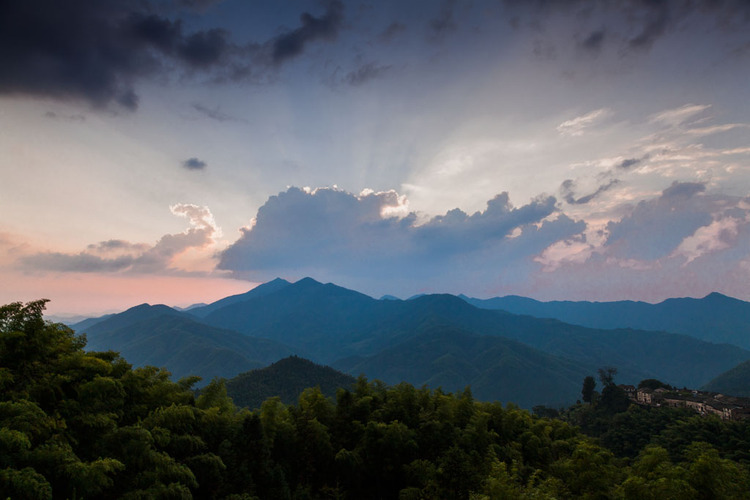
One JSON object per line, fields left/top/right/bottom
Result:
{"left": 271, "top": 1, "right": 344, "bottom": 64}
{"left": 182, "top": 157, "right": 207, "bottom": 170}
{"left": 560, "top": 179, "right": 619, "bottom": 205}
{"left": 0, "top": 0, "right": 237, "bottom": 110}
{"left": 0, "top": 0, "right": 347, "bottom": 110}
{"left": 344, "top": 62, "right": 392, "bottom": 86}
{"left": 0, "top": 0, "right": 144, "bottom": 109}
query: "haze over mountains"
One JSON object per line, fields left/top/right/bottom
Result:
{"left": 72, "top": 277, "right": 750, "bottom": 408}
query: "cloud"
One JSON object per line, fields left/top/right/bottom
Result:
{"left": 0, "top": 0, "right": 347, "bottom": 109}
{"left": 499, "top": 1, "right": 750, "bottom": 62}
{"left": 533, "top": 189, "right": 750, "bottom": 301}
{"left": 271, "top": 1, "right": 344, "bottom": 64}
{"left": 627, "top": 1, "right": 669, "bottom": 50}
{"left": 429, "top": 0, "right": 457, "bottom": 40}
{"left": 344, "top": 62, "right": 392, "bottom": 86}
{"left": 176, "top": 0, "right": 225, "bottom": 12}
{"left": 21, "top": 204, "right": 220, "bottom": 275}
{"left": 43, "top": 111, "right": 86, "bottom": 122}
{"left": 616, "top": 157, "right": 644, "bottom": 170}
{"left": 218, "top": 186, "right": 582, "bottom": 292}
{"left": 86, "top": 239, "right": 150, "bottom": 255}
{"left": 192, "top": 103, "right": 241, "bottom": 122}
{"left": 182, "top": 157, "right": 207, "bottom": 170}
{"left": 560, "top": 178, "right": 619, "bottom": 205}
{"left": 0, "top": 0, "right": 243, "bottom": 109}
{"left": 603, "top": 181, "right": 712, "bottom": 261}
{"left": 661, "top": 180, "right": 706, "bottom": 200}
{"left": 379, "top": 22, "right": 406, "bottom": 42}
{"left": 581, "top": 30, "right": 605, "bottom": 51}
{"left": 557, "top": 108, "right": 611, "bottom": 136}
{"left": 535, "top": 237, "right": 592, "bottom": 272}
{"left": 649, "top": 104, "right": 711, "bottom": 127}
{"left": 671, "top": 216, "right": 741, "bottom": 264}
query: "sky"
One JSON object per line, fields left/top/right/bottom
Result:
{"left": 2, "top": 0, "right": 750, "bottom": 316}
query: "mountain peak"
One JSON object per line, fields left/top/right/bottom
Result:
{"left": 267, "top": 277, "right": 291, "bottom": 286}
{"left": 380, "top": 294, "right": 402, "bottom": 301}
{"left": 124, "top": 303, "right": 177, "bottom": 314}
{"left": 704, "top": 292, "right": 730, "bottom": 300}
{"left": 294, "top": 277, "right": 323, "bottom": 286}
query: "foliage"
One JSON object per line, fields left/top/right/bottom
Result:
{"left": 703, "top": 359, "right": 750, "bottom": 397}
{"left": 638, "top": 378, "right": 673, "bottom": 391}
{"left": 2, "top": 300, "right": 750, "bottom": 499}
{"left": 581, "top": 375, "right": 596, "bottom": 403}
{"left": 563, "top": 373, "right": 750, "bottom": 467}
{"left": 222, "top": 356, "right": 356, "bottom": 409}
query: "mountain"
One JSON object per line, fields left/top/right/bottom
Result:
{"left": 188, "top": 277, "right": 291, "bottom": 318}
{"left": 79, "top": 304, "right": 294, "bottom": 384}
{"left": 198, "top": 279, "right": 750, "bottom": 389}
{"left": 69, "top": 312, "right": 115, "bottom": 331}
{"left": 76, "top": 303, "right": 187, "bottom": 336}
{"left": 200, "top": 277, "right": 392, "bottom": 362}
{"left": 702, "top": 360, "right": 750, "bottom": 397}
{"left": 379, "top": 295, "right": 402, "bottom": 301}
{"left": 68, "top": 278, "right": 750, "bottom": 405}
{"left": 173, "top": 302, "right": 208, "bottom": 312}
{"left": 461, "top": 292, "right": 750, "bottom": 350}
{"left": 334, "top": 324, "right": 591, "bottom": 409}
{"left": 429, "top": 297, "right": 750, "bottom": 389}
{"left": 224, "top": 356, "right": 357, "bottom": 409}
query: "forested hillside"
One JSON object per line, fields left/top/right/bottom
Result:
{"left": 72, "top": 278, "right": 750, "bottom": 407}
{"left": 224, "top": 356, "right": 356, "bottom": 409}
{"left": 2, "top": 300, "right": 750, "bottom": 499}
{"left": 703, "top": 360, "right": 750, "bottom": 397}
{"left": 82, "top": 304, "right": 294, "bottom": 384}
{"left": 333, "top": 325, "right": 591, "bottom": 409}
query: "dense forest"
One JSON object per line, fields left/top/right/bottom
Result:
{"left": 2, "top": 300, "right": 750, "bottom": 499}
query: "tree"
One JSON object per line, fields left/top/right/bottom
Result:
{"left": 638, "top": 379, "right": 672, "bottom": 391}
{"left": 582, "top": 376, "right": 597, "bottom": 403}
{"left": 597, "top": 367, "right": 617, "bottom": 388}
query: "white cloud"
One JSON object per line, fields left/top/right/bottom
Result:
{"left": 671, "top": 217, "right": 741, "bottom": 264}
{"left": 648, "top": 104, "right": 711, "bottom": 127}
{"left": 535, "top": 238, "right": 593, "bottom": 272}
{"left": 557, "top": 108, "right": 612, "bottom": 137}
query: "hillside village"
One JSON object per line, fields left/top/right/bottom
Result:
{"left": 621, "top": 384, "right": 750, "bottom": 421}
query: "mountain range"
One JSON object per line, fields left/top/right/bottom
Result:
{"left": 460, "top": 292, "right": 750, "bottom": 350}
{"left": 71, "top": 278, "right": 750, "bottom": 407}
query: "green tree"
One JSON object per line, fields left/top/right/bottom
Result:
{"left": 582, "top": 376, "right": 597, "bottom": 403}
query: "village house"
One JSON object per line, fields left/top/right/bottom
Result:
{"left": 635, "top": 386, "right": 750, "bottom": 421}
{"left": 620, "top": 385, "right": 636, "bottom": 400}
